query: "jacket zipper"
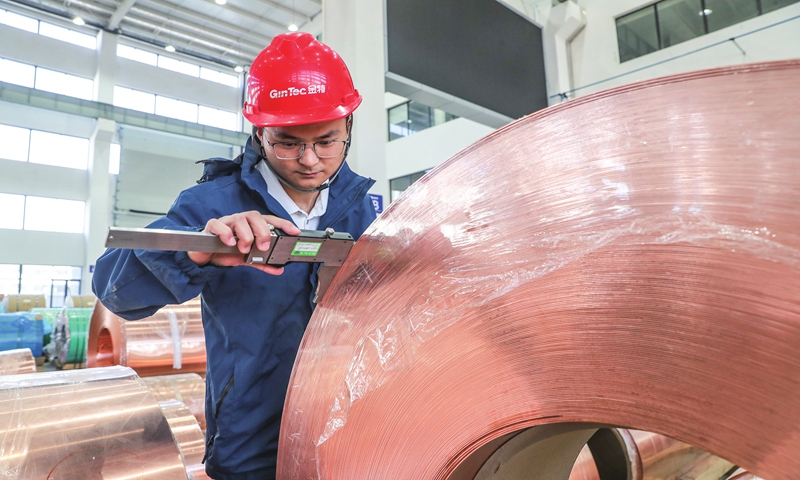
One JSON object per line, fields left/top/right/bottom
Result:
{"left": 203, "top": 375, "right": 235, "bottom": 464}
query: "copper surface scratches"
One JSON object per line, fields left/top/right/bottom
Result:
{"left": 87, "top": 298, "right": 206, "bottom": 377}
{"left": 278, "top": 61, "right": 800, "bottom": 479}
{"left": 0, "top": 366, "right": 187, "bottom": 478}
{"left": 0, "top": 348, "right": 36, "bottom": 375}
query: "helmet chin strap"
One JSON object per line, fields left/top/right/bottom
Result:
{"left": 252, "top": 117, "right": 352, "bottom": 194}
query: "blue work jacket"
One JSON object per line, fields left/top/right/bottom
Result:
{"left": 92, "top": 139, "right": 376, "bottom": 479}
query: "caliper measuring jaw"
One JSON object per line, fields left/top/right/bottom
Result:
{"left": 105, "top": 226, "right": 355, "bottom": 303}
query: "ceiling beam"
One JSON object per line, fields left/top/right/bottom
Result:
{"left": 107, "top": 0, "right": 137, "bottom": 30}
{"left": 251, "top": 0, "right": 313, "bottom": 23}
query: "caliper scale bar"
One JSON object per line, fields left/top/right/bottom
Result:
{"left": 105, "top": 227, "right": 354, "bottom": 303}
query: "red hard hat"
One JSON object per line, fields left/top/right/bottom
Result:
{"left": 243, "top": 32, "right": 362, "bottom": 127}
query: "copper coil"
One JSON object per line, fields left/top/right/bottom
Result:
{"left": 144, "top": 373, "right": 207, "bottom": 431}
{"left": 568, "top": 429, "right": 734, "bottom": 480}
{"left": 158, "top": 399, "right": 210, "bottom": 480}
{"left": 0, "top": 348, "right": 36, "bottom": 375}
{"left": 730, "top": 470, "right": 763, "bottom": 480}
{"left": 87, "top": 298, "right": 206, "bottom": 377}
{"left": 277, "top": 60, "right": 800, "bottom": 479}
{"left": 0, "top": 366, "right": 188, "bottom": 478}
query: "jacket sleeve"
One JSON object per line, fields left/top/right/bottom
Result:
{"left": 92, "top": 188, "right": 227, "bottom": 320}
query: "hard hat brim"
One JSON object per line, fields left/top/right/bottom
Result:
{"left": 243, "top": 96, "right": 362, "bottom": 128}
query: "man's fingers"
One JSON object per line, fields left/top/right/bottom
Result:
{"left": 264, "top": 215, "right": 301, "bottom": 236}
{"left": 205, "top": 219, "right": 237, "bottom": 247}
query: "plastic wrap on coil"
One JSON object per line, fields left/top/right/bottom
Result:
{"left": 0, "top": 313, "right": 43, "bottom": 357}
{"left": 277, "top": 61, "right": 800, "bottom": 479}
{"left": 51, "top": 308, "right": 92, "bottom": 365}
{"left": 0, "top": 349, "right": 36, "bottom": 375}
{"left": 0, "top": 366, "right": 188, "bottom": 478}
{"left": 158, "top": 400, "right": 209, "bottom": 480}
{"left": 87, "top": 298, "right": 206, "bottom": 377}
{"left": 144, "top": 373, "right": 206, "bottom": 431}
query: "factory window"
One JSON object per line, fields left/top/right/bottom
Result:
{"left": 0, "top": 193, "right": 25, "bottom": 230}
{"left": 0, "top": 58, "right": 35, "bottom": 87}
{"left": 199, "top": 105, "right": 239, "bottom": 130}
{"left": 390, "top": 170, "right": 430, "bottom": 202}
{"left": 23, "top": 196, "right": 85, "bottom": 234}
{"left": 0, "top": 57, "right": 92, "bottom": 100}
{"left": 4, "top": 264, "right": 83, "bottom": 308}
{"left": 388, "top": 100, "right": 458, "bottom": 141}
{"left": 113, "top": 86, "right": 239, "bottom": 130}
{"left": 616, "top": 0, "right": 800, "bottom": 62}
{"left": 114, "top": 86, "right": 156, "bottom": 114}
{"left": 29, "top": 131, "right": 90, "bottom": 170}
{"left": 158, "top": 56, "right": 201, "bottom": 77}
{"left": 109, "top": 143, "right": 121, "bottom": 175}
{"left": 34, "top": 67, "right": 94, "bottom": 100}
{"left": 0, "top": 124, "right": 89, "bottom": 170}
{"left": 116, "top": 44, "right": 240, "bottom": 88}
{"left": 0, "top": 124, "right": 31, "bottom": 162}
{"left": 0, "top": 9, "right": 95, "bottom": 49}
{"left": 0, "top": 194, "right": 84, "bottom": 233}
{"left": 156, "top": 96, "right": 199, "bottom": 123}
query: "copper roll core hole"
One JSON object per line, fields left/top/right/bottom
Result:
{"left": 95, "top": 328, "right": 114, "bottom": 367}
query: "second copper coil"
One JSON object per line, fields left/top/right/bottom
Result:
{"left": 145, "top": 373, "right": 207, "bottom": 431}
{"left": 87, "top": 298, "right": 206, "bottom": 377}
{"left": 159, "top": 399, "right": 210, "bottom": 480}
{"left": 0, "top": 348, "right": 36, "bottom": 375}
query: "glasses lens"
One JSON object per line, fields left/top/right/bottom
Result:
{"left": 273, "top": 143, "right": 303, "bottom": 160}
{"left": 314, "top": 141, "right": 346, "bottom": 158}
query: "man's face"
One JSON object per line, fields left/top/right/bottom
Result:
{"left": 258, "top": 118, "right": 349, "bottom": 192}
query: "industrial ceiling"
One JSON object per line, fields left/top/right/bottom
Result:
{"left": 3, "top": 0, "right": 322, "bottom": 69}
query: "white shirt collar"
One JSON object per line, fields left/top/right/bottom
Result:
{"left": 256, "top": 160, "right": 329, "bottom": 230}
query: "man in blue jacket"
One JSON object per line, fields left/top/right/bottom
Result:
{"left": 92, "top": 32, "right": 376, "bottom": 479}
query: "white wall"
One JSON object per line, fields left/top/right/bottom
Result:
{"left": 386, "top": 117, "right": 495, "bottom": 180}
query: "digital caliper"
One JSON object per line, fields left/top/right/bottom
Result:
{"left": 105, "top": 227, "right": 354, "bottom": 303}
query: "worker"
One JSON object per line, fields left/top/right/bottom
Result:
{"left": 92, "top": 32, "right": 377, "bottom": 480}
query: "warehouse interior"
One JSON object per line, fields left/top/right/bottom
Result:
{"left": 0, "top": 0, "right": 799, "bottom": 478}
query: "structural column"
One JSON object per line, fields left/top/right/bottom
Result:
{"left": 323, "top": 0, "right": 389, "bottom": 206}
{"left": 82, "top": 30, "right": 118, "bottom": 293}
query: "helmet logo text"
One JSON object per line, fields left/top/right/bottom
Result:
{"left": 270, "top": 84, "right": 327, "bottom": 99}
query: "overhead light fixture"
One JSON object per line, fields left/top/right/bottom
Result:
{"left": 234, "top": 66, "right": 244, "bottom": 73}
{"left": 215, "top": 0, "right": 227, "bottom": 4}
{"left": 700, "top": 8, "right": 712, "bottom": 15}
{"left": 165, "top": 45, "right": 176, "bottom": 53}
{"left": 288, "top": 24, "right": 298, "bottom": 32}
{"left": 72, "top": 17, "right": 85, "bottom": 26}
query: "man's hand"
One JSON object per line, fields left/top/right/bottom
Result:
{"left": 188, "top": 211, "right": 301, "bottom": 275}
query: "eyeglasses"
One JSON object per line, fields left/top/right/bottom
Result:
{"left": 264, "top": 139, "right": 349, "bottom": 160}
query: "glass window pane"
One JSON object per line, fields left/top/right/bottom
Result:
{"left": 38, "top": 22, "right": 96, "bottom": 49}
{"left": 1, "top": 10, "right": 38, "bottom": 32}
{"left": 117, "top": 44, "right": 158, "bottom": 66}
{"left": 114, "top": 86, "right": 155, "bottom": 114}
{"left": 109, "top": 143, "right": 121, "bottom": 175}
{"left": 23, "top": 196, "right": 85, "bottom": 233}
{"left": 617, "top": 6, "right": 660, "bottom": 62}
{"left": 200, "top": 67, "right": 239, "bottom": 88}
{"left": 0, "top": 194, "right": 25, "bottom": 229}
{"left": 52, "top": 265, "right": 76, "bottom": 279}
{"left": 762, "top": 0, "right": 799, "bottom": 13}
{"left": 29, "top": 131, "right": 89, "bottom": 170}
{"left": 70, "top": 266, "right": 82, "bottom": 279}
{"left": 35, "top": 68, "right": 94, "bottom": 100}
{"left": 198, "top": 106, "right": 238, "bottom": 130}
{"left": 704, "top": 0, "right": 759, "bottom": 33}
{"left": 657, "top": 0, "right": 706, "bottom": 49}
{"left": 156, "top": 96, "right": 198, "bottom": 123}
{"left": 408, "top": 101, "right": 433, "bottom": 133}
{"left": 0, "top": 124, "right": 30, "bottom": 161}
{"left": 157, "top": 56, "right": 200, "bottom": 77}
{"left": 0, "top": 58, "right": 35, "bottom": 87}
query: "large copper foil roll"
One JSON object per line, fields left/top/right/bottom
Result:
{"left": 159, "top": 399, "right": 210, "bottom": 480}
{"left": 144, "top": 373, "right": 207, "bottom": 431}
{"left": 0, "top": 348, "right": 36, "bottom": 375}
{"left": 0, "top": 366, "right": 188, "bottom": 478}
{"left": 87, "top": 298, "right": 206, "bottom": 377}
{"left": 278, "top": 61, "right": 800, "bottom": 479}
